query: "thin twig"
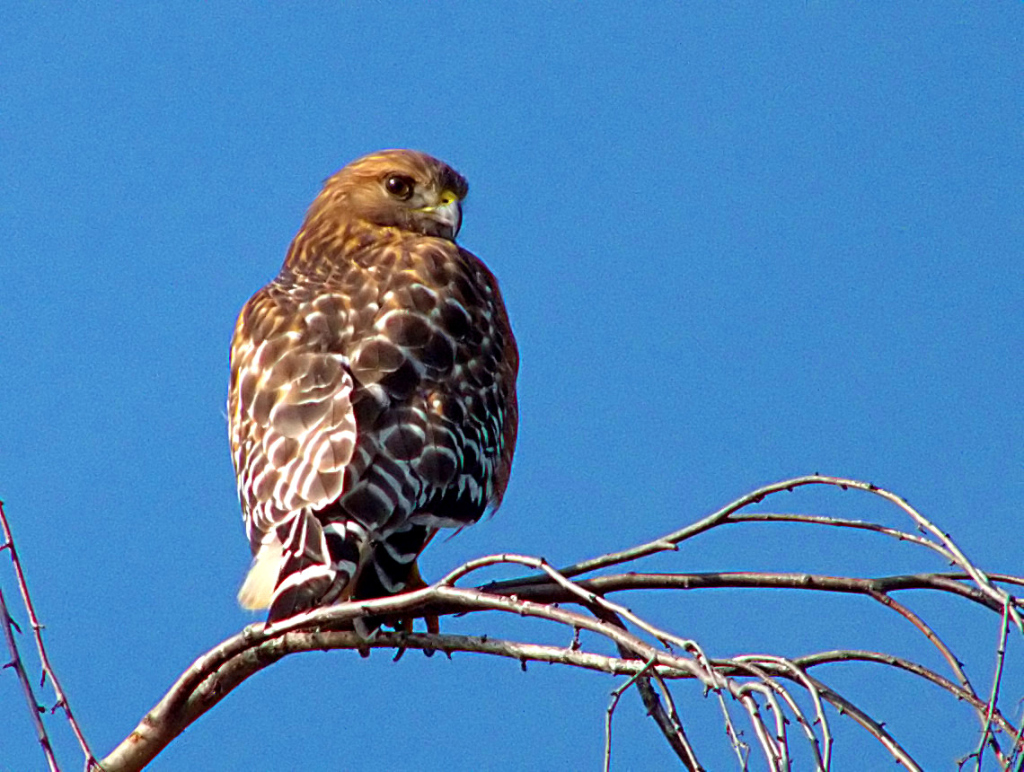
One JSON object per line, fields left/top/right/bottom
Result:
{"left": 449, "top": 553, "right": 699, "bottom": 654}
{"left": 1, "top": 587, "right": 60, "bottom": 772}
{"left": 791, "top": 650, "right": 1019, "bottom": 742}
{"left": 827, "top": 480, "right": 1023, "bottom": 634}
{"left": 970, "top": 598, "right": 1012, "bottom": 771}
{"left": 714, "top": 684, "right": 750, "bottom": 770}
{"left": 493, "top": 475, "right": 1023, "bottom": 631}
{"left": 796, "top": 672, "right": 923, "bottom": 772}
{"left": 1012, "top": 702, "right": 1024, "bottom": 772}
{"left": 868, "top": 590, "right": 975, "bottom": 696}
{"left": 604, "top": 655, "right": 658, "bottom": 772}
{"left": 586, "top": 599, "right": 701, "bottom": 771}
{"left": 735, "top": 687, "right": 782, "bottom": 772}
{"left": 734, "top": 655, "right": 827, "bottom": 771}
{"left": 729, "top": 511, "right": 947, "bottom": 554}
{"left": 649, "top": 671, "right": 704, "bottom": 771}
{"left": 730, "top": 662, "right": 797, "bottom": 771}
{"left": 0, "top": 501, "right": 96, "bottom": 768}
{"left": 1013, "top": 716, "right": 1024, "bottom": 772}
{"left": 494, "top": 570, "right": 1017, "bottom": 615}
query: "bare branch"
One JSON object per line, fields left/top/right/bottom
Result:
{"left": 966, "top": 598, "right": 1013, "bottom": 771}
{"left": 792, "top": 650, "right": 1020, "bottom": 743}
{"left": 1, "top": 587, "right": 60, "bottom": 772}
{"left": 1, "top": 501, "right": 96, "bottom": 769}
{"left": 729, "top": 510, "right": 947, "bottom": 552}
{"left": 587, "top": 603, "right": 702, "bottom": 772}
{"left": 733, "top": 655, "right": 828, "bottom": 771}
{"left": 798, "top": 671, "right": 923, "bottom": 772}
{"left": 98, "top": 625, "right": 699, "bottom": 772}
{"left": 3, "top": 477, "right": 1020, "bottom": 771}
{"left": 647, "top": 671, "right": 703, "bottom": 771}
{"left": 496, "top": 570, "right": 1017, "bottom": 615}
{"left": 491, "top": 475, "right": 1023, "bottom": 628}
{"left": 604, "top": 655, "right": 658, "bottom": 772}
{"left": 868, "top": 589, "right": 976, "bottom": 695}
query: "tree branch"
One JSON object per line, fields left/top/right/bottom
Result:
{"left": 3, "top": 477, "right": 1022, "bottom": 771}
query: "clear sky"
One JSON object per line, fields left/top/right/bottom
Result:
{"left": 2, "top": 4, "right": 1022, "bottom": 770}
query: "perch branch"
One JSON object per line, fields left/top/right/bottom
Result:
{"left": 3, "top": 478, "right": 1019, "bottom": 772}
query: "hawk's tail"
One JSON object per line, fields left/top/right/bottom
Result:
{"left": 238, "top": 513, "right": 364, "bottom": 623}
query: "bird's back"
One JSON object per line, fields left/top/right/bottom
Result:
{"left": 228, "top": 150, "right": 517, "bottom": 622}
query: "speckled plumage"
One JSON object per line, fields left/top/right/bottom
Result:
{"left": 228, "top": 150, "right": 518, "bottom": 623}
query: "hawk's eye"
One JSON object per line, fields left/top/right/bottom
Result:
{"left": 384, "top": 175, "right": 415, "bottom": 201}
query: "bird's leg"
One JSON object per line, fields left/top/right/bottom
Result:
{"left": 395, "top": 561, "right": 439, "bottom": 635}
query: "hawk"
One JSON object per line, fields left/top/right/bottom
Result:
{"left": 228, "top": 149, "right": 518, "bottom": 625}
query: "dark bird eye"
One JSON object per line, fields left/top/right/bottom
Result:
{"left": 384, "top": 175, "right": 415, "bottom": 201}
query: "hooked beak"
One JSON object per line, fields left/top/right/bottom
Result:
{"left": 421, "top": 189, "right": 462, "bottom": 240}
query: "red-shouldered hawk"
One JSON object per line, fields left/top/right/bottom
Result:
{"left": 228, "top": 149, "right": 518, "bottom": 625}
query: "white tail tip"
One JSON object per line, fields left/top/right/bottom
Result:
{"left": 238, "top": 540, "right": 284, "bottom": 610}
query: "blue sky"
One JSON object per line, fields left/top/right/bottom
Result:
{"left": 2, "top": 4, "right": 1022, "bottom": 770}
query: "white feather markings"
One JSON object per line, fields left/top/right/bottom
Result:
{"left": 271, "top": 563, "right": 335, "bottom": 602}
{"left": 237, "top": 540, "right": 284, "bottom": 610}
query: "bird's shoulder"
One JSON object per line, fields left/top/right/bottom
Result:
{"left": 232, "top": 233, "right": 510, "bottom": 381}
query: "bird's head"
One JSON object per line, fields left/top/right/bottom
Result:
{"left": 310, "top": 149, "right": 469, "bottom": 241}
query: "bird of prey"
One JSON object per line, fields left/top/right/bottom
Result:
{"left": 227, "top": 149, "right": 518, "bottom": 625}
